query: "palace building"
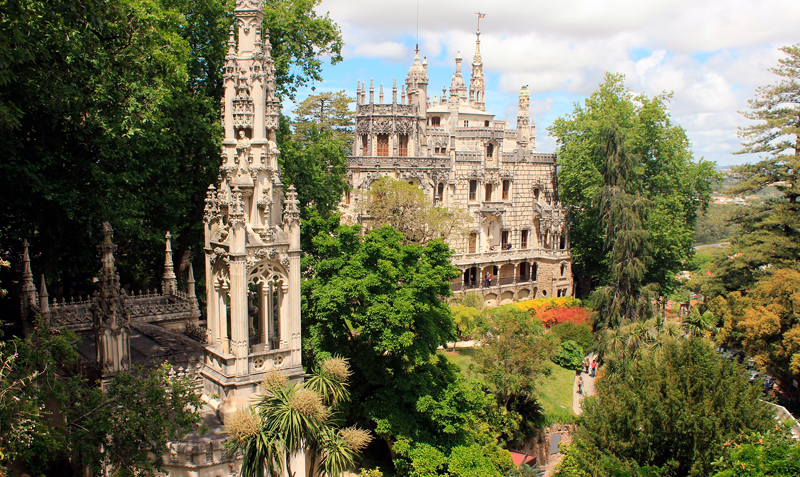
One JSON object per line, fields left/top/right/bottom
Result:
{"left": 342, "top": 29, "right": 573, "bottom": 305}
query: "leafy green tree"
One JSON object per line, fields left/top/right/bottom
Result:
{"left": 549, "top": 73, "right": 717, "bottom": 297}
{"left": 0, "top": 327, "right": 201, "bottom": 476}
{"left": 549, "top": 322, "right": 593, "bottom": 351}
{"left": 589, "top": 127, "right": 656, "bottom": 329}
{"left": 706, "top": 43, "right": 800, "bottom": 293}
{"left": 557, "top": 337, "right": 774, "bottom": 477}
{"left": 365, "top": 177, "right": 470, "bottom": 244}
{"left": 302, "top": 223, "right": 509, "bottom": 474}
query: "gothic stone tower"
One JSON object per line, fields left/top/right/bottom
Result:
{"left": 201, "top": 0, "right": 302, "bottom": 423}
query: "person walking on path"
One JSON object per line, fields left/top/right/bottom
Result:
{"left": 573, "top": 353, "right": 598, "bottom": 415}
{"left": 583, "top": 356, "right": 590, "bottom": 374}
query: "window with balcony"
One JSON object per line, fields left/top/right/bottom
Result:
{"left": 487, "top": 143, "right": 494, "bottom": 158}
{"left": 469, "top": 180, "right": 477, "bottom": 201}
{"left": 468, "top": 233, "right": 477, "bottom": 253}
{"left": 501, "top": 231, "right": 509, "bottom": 249}
{"left": 376, "top": 134, "right": 389, "bottom": 157}
{"left": 502, "top": 180, "right": 510, "bottom": 200}
{"left": 398, "top": 134, "right": 408, "bottom": 157}
{"left": 485, "top": 183, "right": 493, "bottom": 202}
{"left": 521, "top": 230, "right": 528, "bottom": 249}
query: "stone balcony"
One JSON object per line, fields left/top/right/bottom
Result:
{"left": 450, "top": 247, "right": 571, "bottom": 267}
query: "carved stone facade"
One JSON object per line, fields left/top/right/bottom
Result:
{"left": 344, "top": 32, "right": 573, "bottom": 305}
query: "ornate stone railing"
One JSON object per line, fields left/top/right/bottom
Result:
{"left": 356, "top": 103, "right": 416, "bottom": 116}
{"left": 450, "top": 248, "right": 571, "bottom": 265}
{"left": 347, "top": 156, "right": 450, "bottom": 169}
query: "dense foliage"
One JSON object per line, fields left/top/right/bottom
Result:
{"left": 556, "top": 338, "right": 773, "bottom": 477}
{"left": 711, "top": 427, "right": 800, "bottom": 477}
{"left": 0, "top": 328, "right": 201, "bottom": 475}
{"left": 0, "top": 0, "right": 343, "bottom": 291}
{"left": 301, "top": 222, "right": 511, "bottom": 474}
{"left": 549, "top": 73, "right": 717, "bottom": 298}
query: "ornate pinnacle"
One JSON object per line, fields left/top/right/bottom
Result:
{"left": 283, "top": 184, "right": 301, "bottom": 222}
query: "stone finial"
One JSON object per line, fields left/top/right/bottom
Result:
{"left": 401, "top": 85, "right": 406, "bottom": 104}
{"left": 283, "top": 184, "right": 300, "bottom": 219}
{"left": 21, "top": 240, "right": 34, "bottom": 293}
{"left": 98, "top": 223, "right": 117, "bottom": 275}
{"left": 187, "top": 263, "right": 196, "bottom": 298}
{"left": 369, "top": 79, "right": 374, "bottom": 104}
{"left": 39, "top": 275, "right": 49, "bottom": 313}
{"left": 379, "top": 83, "right": 384, "bottom": 104}
{"left": 392, "top": 78, "right": 397, "bottom": 104}
{"left": 455, "top": 51, "right": 462, "bottom": 73}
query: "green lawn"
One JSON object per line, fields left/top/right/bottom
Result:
{"left": 537, "top": 364, "right": 577, "bottom": 419}
{"left": 438, "top": 347, "right": 576, "bottom": 420}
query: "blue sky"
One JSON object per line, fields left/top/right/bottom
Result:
{"left": 285, "top": 0, "right": 800, "bottom": 168}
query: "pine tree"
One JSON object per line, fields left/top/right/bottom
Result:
{"left": 708, "top": 44, "right": 800, "bottom": 293}
{"left": 590, "top": 127, "right": 655, "bottom": 330}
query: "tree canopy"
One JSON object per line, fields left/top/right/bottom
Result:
{"left": 365, "top": 177, "right": 469, "bottom": 244}
{"left": 548, "top": 73, "right": 717, "bottom": 297}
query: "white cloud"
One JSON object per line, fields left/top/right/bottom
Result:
{"left": 315, "top": 0, "right": 800, "bottom": 166}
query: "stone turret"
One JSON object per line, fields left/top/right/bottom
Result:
{"left": 449, "top": 51, "right": 468, "bottom": 105}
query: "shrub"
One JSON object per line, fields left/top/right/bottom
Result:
{"left": 552, "top": 340, "right": 584, "bottom": 371}
{"left": 537, "top": 307, "right": 591, "bottom": 328}
{"left": 550, "top": 322, "right": 594, "bottom": 350}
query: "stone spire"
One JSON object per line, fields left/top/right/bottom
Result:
{"left": 162, "top": 232, "right": 177, "bottom": 296}
{"left": 204, "top": 0, "right": 304, "bottom": 433}
{"left": 450, "top": 52, "right": 467, "bottom": 104}
{"left": 469, "top": 29, "right": 485, "bottom": 111}
{"left": 187, "top": 263, "right": 196, "bottom": 298}
{"left": 91, "top": 222, "right": 131, "bottom": 378}
{"left": 20, "top": 240, "right": 35, "bottom": 319}
{"left": 516, "top": 85, "right": 531, "bottom": 147}
{"left": 39, "top": 275, "right": 49, "bottom": 314}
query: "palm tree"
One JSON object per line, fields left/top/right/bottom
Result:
{"left": 225, "top": 357, "right": 371, "bottom": 477}
{"left": 682, "top": 308, "right": 715, "bottom": 337}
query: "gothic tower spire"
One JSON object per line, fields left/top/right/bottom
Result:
{"left": 202, "top": 0, "right": 303, "bottom": 432}
{"left": 469, "top": 28, "right": 485, "bottom": 111}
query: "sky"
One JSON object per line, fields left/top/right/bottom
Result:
{"left": 286, "top": 0, "right": 800, "bottom": 168}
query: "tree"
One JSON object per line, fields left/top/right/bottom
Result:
{"left": 226, "top": 358, "right": 371, "bottom": 477}
{"left": 302, "top": 222, "right": 510, "bottom": 474}
{"left": 292, "top": 91, "right": 355, "bottom": 146}
{"left": 709, "top": 269, "right": 800, "bottom": 384}
{"left": 706, "top": 44, "right": 800, "bottom": 293}
{"left": 365, "top": 177, "right": 470, "bottom": 244}
{"left": 0, "top": 327, "right": 201, "bottom": 475}
{"left": 0, "top": 0, "right": 344, "bottom": 291}
{"left": 589, "top": 127, "right": 656, "bottom": 329}
{"left": 475, "top": 307, "right": 554, "bottom": 410}
{"left": 549, "top": 73, "right": 717, "bottom": 297}
{"left": 556, "top": 337, "right": 774, "bottom": 477}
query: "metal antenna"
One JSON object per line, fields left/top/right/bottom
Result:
{"left": 415, "top": 0, "right": 420, "bottom": 53}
